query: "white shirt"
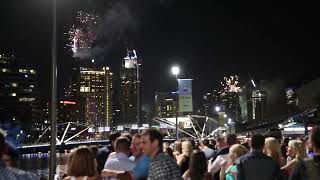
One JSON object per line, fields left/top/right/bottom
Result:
{"left": 104, "top": 152, "right": 136, "bottom": 180}
{"left": 208, "top": 154, "right": 230, "bottom": 175}
{"left": 201, "top": 147, "right": 215, "bottom": 160}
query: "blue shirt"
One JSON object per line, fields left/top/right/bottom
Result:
{"left": 132, "top": 155, "right": 151, "bottom": 180}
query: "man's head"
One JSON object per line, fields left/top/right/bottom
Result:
{"left": 311, "top": 126, "right": 320, "bottom": 152}
{"left": 130, "top": 134, "right": 143, "bottom": 158}
{"left": 114, "top": 137, "right": 131, "bottom": 156}
{"left": 203, "top": 139, "right": 210, "bottom": 147}
{"left": 141, "top": 129, "right": 163, "bottom": 158}
{"left": 250, "top": 134, "right": 265, "bottom": 150}
{"left": 109, "top": 132, "right": 121, "bottom": 150}
{"left": 225, "top": 134, "right": 238, "bottom": 146}
{"left": 0, "top": 129, "right": 5, "bottom": 156}
{"left": 216, "top": 136, "right": 226, "bottom": 149}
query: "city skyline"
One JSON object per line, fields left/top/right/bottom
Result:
{"left": 0, "top": 0, "right": 319, "bottom": 108}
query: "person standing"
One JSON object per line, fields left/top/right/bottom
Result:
{"left": 177, "top": 140, "right": 193, "bottom": 175}
{"left": 208, "top": 134, "right": 238, "bottom": 180}
{"left": 141, "top": 129, "right": 181, "bottom": 180}
{"left": 281, "top": 140, "right": 307, "bottom": 177}
{"left": 237, "top": 134, "right": 283, "bottom": 180}
{"left": 182, "top": 150, "right": 212, "bottom": 180}
{"left": 290, "top": 126, "right": 320, "bottom": 180}
{"left": 201, "top": 139, "right": 215, "bottom": 160}
{"left": 0, "top": 129, "right": 40, "bottom": 180}
{"left": 104, "top": 137, "right": 135, "bottom": 180}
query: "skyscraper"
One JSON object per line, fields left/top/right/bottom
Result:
{"left": 80, "top": 66, "right": 113, "bottom": 127}
{"left": 154, "top": 92, "right": 176, "bottom": 119}
{"left": 0, "top": 53, "right": 40, "bottom": 134}
{"left": 119, "top": 49, "right": 141, "bottom": 126}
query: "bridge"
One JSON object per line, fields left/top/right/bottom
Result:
{"left": 19, "top": 115, "right": 220, "bottom": 153}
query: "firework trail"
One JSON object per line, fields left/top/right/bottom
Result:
{"left": 67, "top": 11, "right": 99, "bottom": 59}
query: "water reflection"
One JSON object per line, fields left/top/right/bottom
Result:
{"left": 20, "top": 153, "right": 70, "bottom": 178}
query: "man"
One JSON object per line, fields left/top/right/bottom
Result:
{"left": 141, "top": 129, "right": 181, "bottom": 180}
{"left": 130, "top": 134, "right": 151, "bottom": 180}
{"left": 208, "top": 134, "right": 237, "bottom": 180}
{"left": 216, "top": 136, "right": 227, "bottom": 150}
{"left": 201, "top": 139, "right": 215, "bottom": 160}
{"left": 104, "top": 137, "right": 136, "bottom": 180}
{"left": 96, "top": 132, "right": 121, "bottom": 173}
{"left": 102, "top": 134, "right": 151, "bottom": 180}
{"left": 237, "top": 134, "right": 283, "bottom": 180}
{"left": 290, "top": 126, "right": 320, "bottom": 180}
{"left": 0, "top": 129, "right": 39, "bottom": 180}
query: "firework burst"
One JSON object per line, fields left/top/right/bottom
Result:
{"left": 67, "top": 11, "right": 99, "bottom": 58}
{"left": 220, "top": 75, "right": 242, "bottom": 93}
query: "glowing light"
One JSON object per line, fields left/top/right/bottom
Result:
{"left": 251, "top": 79, "right": 256, "bottom": 87}
{"left": 215, "top": 106, "right": 221, "bottom": 112}
{"left": 61, "top": 101, "right": 76, "bottom": 105}
{"left": 171, "top": 66, "right": 180, "bottom": 76}
{"left": 220, "top": 75, "right": 242, "bottom": 93}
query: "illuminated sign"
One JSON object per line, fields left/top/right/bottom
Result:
{"left": 60, "top": 101, "right": 76, "bottom": 105}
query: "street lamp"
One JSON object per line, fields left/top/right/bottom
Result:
{"left": 215, "top": 106, "right": 221, "bottom": 112}
{"left": 224, "top": 114, "right": 227, "bottom": 118}
{"left": 171, "top": 66, "right": 180, "bottom": 140}
{"left": 228, "top": 118, "right": 232, "bottom": 124}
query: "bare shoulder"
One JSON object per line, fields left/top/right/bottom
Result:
{"left": 63, "top": 176, "right": 71, "bottom": 180}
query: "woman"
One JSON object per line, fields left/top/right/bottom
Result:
{"left": 163, "top": 142, "right": 174, "bottom": 158}
{"left": 173, "top": 140, "right": 182, "bottom": 160}
{"left": 281, "top": 140, "right": 307, "bottom": 176}
{"left": 264, "top": 137, "right": 284, "bottom": 166}
{"left": 220, "top": 144, "right": 248, "bottom": 180}
{"left": 177, "top": 141, "right": 193, "bottom": 174}
{"left": 64, "top": 146, "right": 99, "bottom": 180}
{"left": 183, "top": 150, "right": 211, "bottom": 180}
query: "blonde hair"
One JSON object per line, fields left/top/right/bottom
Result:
{"left": 229, "top": 144, "right": 248, "bottom": 159}
{"left": 288, "top": 140, "right": 307, "bottom": 160}
{"left": 182, "top": 140, "right": 193, "bottom": 157}
{"left": 265, "top": 137, "right": 282, "bottom": 165}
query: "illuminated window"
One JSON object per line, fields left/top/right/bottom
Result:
{"left": 1, "top": 68, "right": 8, "bottom": 72}
{"left": 30, "top": 85, "right": 34, "bottom": 88}
{"left": 11, "top": 93, "right": 16, "bottom": 97}
{"left": 30, "top": 69, "right": 36, "bottom": 74}
{"left": 19, "top": 69, "right": 27, "bottom": 73}
{"left": 11, "top": 83, "right": 17, "bottom": 87}
{"left": 80, "top": 86, "right": 85, "bottom": 92}
{"left": 25, "top": 75, "right": 28, "bottom": 78}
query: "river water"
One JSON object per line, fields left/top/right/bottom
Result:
{"left": 20, "top": 153, "right": 70, "bottom": 178}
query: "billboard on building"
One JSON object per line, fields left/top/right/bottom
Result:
{"left": 178, "top": 79, "right": 193, "bottom": 112}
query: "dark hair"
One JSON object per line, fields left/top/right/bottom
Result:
{"left": 115, "top": 137, "right": 131, "bottom": 152}
{"left": 251, "top": 134, "right": 265, "bottom": 150}
{"left": 210, "top": 139, "right": 216, "bottom": 146}
{"left": 141, "top": 129, "right": 163, "bottom": 149}
{"left": 0, "top": 129, "right": 5, "bottom": 156}
{"left": 164, "top": 146, "right": 174, "bottom": 159}
{"left": 109, "top": 132, "right": 121, "bottom": 142}
{"left": 189, "top": 150, "right": 207, "bottom": 180}
{"left": 226, "top": 134, "right": 238, "bottom": 146}
{"left": 67, "top": 146, "right": 97, "bottom": 177}
{"left": 121, "top": 133, "right": 132, "bottom": 144}
{"left": 311, "top": 126, "right": 320, "bottom": 149}
{"left": 203, "top": 139, "right": 210, "bottom": 146}
{"left": 283, "top": 137, "right": 290, "bottom": 144}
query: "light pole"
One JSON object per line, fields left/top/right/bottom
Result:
{"left": 171, "top": 66, "right": 180, "bottom": 140}
{"left": 50, "top": 0, "right": 57, "bottom": 179}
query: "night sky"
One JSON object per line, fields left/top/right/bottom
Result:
{"left": 1, "top": 0, "right": 319, "bottom": 108}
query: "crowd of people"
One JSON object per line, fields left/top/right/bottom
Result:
{"left": 1, "top": 126, "right": 320, "bottom": 180}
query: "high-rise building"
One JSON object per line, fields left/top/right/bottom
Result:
{"left": 80, "top": 66, "right": 113, "bottom": 127}
{"left": 119, "top": 49, "right": 141, "bottom": 125}
{"left": 0, "top": 53, "right": 40, "bottom": 132}
{"left": 154, "top": 92, "right": 176, "bottom": 119}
